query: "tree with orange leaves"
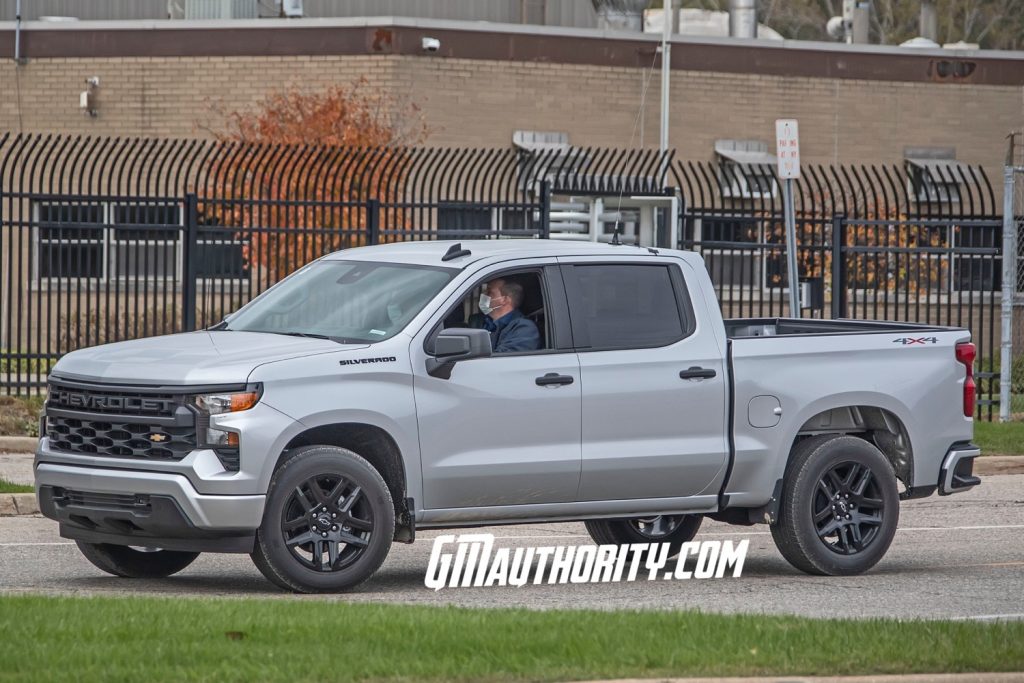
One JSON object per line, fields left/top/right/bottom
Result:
{"left": 198, "top": 78, "right": 428, "bottom": 281}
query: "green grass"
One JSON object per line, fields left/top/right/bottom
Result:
{"left": 0, "top": 595, "right": 1021, "bottom": 683}
{"left": 974, "top": 420, "right": 1024, "bottom": 456}
{"left": 0, "top": 477, "right": 32, "bottom": 493}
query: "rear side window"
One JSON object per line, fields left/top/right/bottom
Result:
{"left": 563, "top": 263, "right": 691, "bottom": 350}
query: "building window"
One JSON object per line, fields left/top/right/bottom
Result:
{"left": 109, "top": 203, "right": 181, "bottom": 281}
{"left": 36, "top": 203, "right": 105, "bottom": 280}
{"left": 33, "top": 199, "right": 248, "bottom": 285}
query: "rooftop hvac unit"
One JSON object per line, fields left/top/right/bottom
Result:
{"left": 184, "top": 0, "right": 258, "bottom": 19}
{"left": 282, "top": 0, "right": 303, "bottom": 17}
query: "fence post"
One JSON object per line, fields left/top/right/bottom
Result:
{"left": 367, "top": 199, "right": 380, "bottom": 245}
{"left": 182, "top": 193, "right": 198, "bottom": 332}
{"left": 539, "top": 180, "right": 551, "bottom": 239}
{"left": 831, "top": 214, "right": 847, "bottom": 319}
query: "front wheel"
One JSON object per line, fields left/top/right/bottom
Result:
{"left": 770, "top": 434, "right": 900, "bottom": 576}
{"left": 585, "top": 514, "right": 702, "bottom": 557}
{"left": 75, "top": 542, "right": 199, "bottom": 578}
{"left": 251, "top": 445, "right": 395, "bottom": 593}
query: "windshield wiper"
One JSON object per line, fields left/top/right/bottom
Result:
{"left": 277, "top": 331, "right": 359, "bottom": 344}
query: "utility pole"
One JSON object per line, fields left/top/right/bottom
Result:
{"left": 659, "top": 0, "right": 673, "bottom": 186}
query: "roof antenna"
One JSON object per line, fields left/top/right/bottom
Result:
{"left": 441, "top": 242, "right": 472, "bottom": 262}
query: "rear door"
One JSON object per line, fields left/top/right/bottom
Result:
{"left": 559, "top": 256, "right": 729, "bottom": 502}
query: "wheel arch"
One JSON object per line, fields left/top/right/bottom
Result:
{"left": 278, "top": 422, "right": 409, "bottom": 528}
{"left": 791, "top": 404, "right": 913, "bottom": 488}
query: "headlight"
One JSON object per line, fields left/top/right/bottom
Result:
{"left": 194, "top": 389, "right": 260, "bottom": 415}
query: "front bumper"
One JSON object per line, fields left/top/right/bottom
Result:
{"left": 35, "top": 462, "right": 264, "bottom": 552}
{"left": 938, "top": 444, "right": 981, "bottom": 495}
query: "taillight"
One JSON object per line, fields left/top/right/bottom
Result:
{"left": 956, "top": 342, "right": 976, "bottom": 418}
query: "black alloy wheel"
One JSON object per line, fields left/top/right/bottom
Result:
{"left": 812, "top": 461, "right": 885, "bottom": 555}
{"left": 585, "top": 513, "right": 702, "bottom": 558}
{"left": 281, "top": 473, "right": 374, "bottom": 572}
{"left": 770, "top": 434, "right": 899, "bottom": 576}
{"left": 628, "top": 515, "right": 687, "bottom": 539}
{"left": 251, "top": 445, "right": 395, "bottom": 593}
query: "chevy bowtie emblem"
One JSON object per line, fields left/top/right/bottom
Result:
{"left": 149, "top": 433, "right": 168, "bottom": 442}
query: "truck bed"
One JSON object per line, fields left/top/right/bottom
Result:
{"left": 724, "top": 318, "right": 964, "bottom": 339}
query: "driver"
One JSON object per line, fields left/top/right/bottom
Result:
{"left": 476, "top": 278, "right": 540, "bottom": 353}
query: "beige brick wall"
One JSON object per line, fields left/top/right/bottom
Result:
{"left": 0, "top": 54, "right": 1020, "bottom": 170}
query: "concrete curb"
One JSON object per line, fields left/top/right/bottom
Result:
{"left": 975, "top": 456, "right": 1024, "bottom": 476}
{"left": 0, "top": 492, "right": 38, "bottom": 516}
{"left": 0, "top": 436, "right": 37, "bottom": 453}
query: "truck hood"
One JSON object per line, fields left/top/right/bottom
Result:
{"left": 50, "top": 331, "right": 368, "bottom": 386}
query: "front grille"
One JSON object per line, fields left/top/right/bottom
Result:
{"left": 56, "top": 488, "right": 151, "bottom": 512}
{"left": 47, "top": 416, "right": 196, "bottom": 459}
{"left": 47, "top": 382, "right": 177, "bottom": 418}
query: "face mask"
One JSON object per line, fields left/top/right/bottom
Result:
{"left": 478, "top": 293, "right": 494, "bottom": 316}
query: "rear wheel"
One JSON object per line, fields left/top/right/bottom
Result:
{"left": 770, "top": 434, "right": 899, "bottom": 576}
{"left": 585, "top": 514, "right": 702, "bottom": 557}
{"left": 75, "top": 542, "right": 199, "bottom": 578}
{"left": 251, "top": 445, "right": 395, "bottom": 593}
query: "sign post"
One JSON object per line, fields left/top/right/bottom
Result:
{"left": 776, "top": 119, "right": 801, "bottom": 318}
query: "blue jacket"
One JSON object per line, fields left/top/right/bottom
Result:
{"left": 483, "top": 309, "right": 541, "bottom": 353}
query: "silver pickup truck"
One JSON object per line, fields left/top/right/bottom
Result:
{"left": 34, "top": 240, "right": 981, "bottom": 592}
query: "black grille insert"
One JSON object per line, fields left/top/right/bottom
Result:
{"left": 56, "top": 488, "right": 151, "bottom": 512}
{"left": 47, "top": 416, "right": 196, "bottom": 460}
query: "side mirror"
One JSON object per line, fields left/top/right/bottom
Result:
{"left": 427, "top": 328, "right": 492, "bottom": 379}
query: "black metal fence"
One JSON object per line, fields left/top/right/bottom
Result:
{"left": 0, "top": 133, "right": 1006, "bottom": 418}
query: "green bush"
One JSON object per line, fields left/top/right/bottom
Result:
{"left": 0, "top": 395, "right": 45, "bottom": 437}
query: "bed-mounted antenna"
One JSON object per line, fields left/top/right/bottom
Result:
{"left": 610, "top": 224, "right": 622, "bottom": 246}
{"left": 441, "top": 243, "right": 472, "bottom": 262}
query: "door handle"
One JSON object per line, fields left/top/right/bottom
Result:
{"left": 536, "top": 373, "right": 574, "bottom": 387}
{"left": 679, "top": 367, "right": 717, "bottom": 380}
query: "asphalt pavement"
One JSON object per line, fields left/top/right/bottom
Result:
{"left": 1, "top": 452, "right": 1022, "bottom": 620}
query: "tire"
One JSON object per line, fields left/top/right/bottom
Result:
{"left": 251, "top": 445, "right": 395, "bottom": 593}
{"left": 75, "top": 541, "right": 199, "bottom": 578}
{"left": 770, "top": 434, "right": 900, "bottom": 576}
{"left": 584, "top": 514, "right": 702, "bottom": 557}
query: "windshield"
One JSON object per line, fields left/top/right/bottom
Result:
{"left": 223, "top": 260, "right": 455, "bottom": 343}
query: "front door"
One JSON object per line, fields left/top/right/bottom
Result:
{"left": 412, "top": 261, "right": 582, "bottom": 510}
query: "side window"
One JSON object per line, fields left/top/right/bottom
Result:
{"left": 438, "top": 269, "right": 550, "bottom": 354}
{"left": 564, "top": 263, "right": 691, "bottom": 350}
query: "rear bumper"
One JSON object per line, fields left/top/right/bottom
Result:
{"left": 938, "top": 444, "right": 981, "bottom": 495}
{"left": 35, "top": 462, "right": 264, "bottom": 553}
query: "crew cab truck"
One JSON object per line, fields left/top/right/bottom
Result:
{"left": 34, "top": 240, "right": 981, "bottom": 592}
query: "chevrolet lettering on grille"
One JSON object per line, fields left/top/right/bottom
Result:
{"left": 55, "top": 391, "right": 172, "bottom": 413}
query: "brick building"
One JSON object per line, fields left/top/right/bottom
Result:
{"left": 0, "top": 16, "right": 1020, "bottom": 173}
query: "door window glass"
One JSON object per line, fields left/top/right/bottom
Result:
{"left": 566, "top": 264, "right": 688, "bottom": 349}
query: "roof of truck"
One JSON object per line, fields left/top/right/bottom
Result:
{"left": 322, "top": 239, "right": 688, "bottom": 267}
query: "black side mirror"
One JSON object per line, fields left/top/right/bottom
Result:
{"left": 427, "top": 328, "right": 492, "bottom": 379}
